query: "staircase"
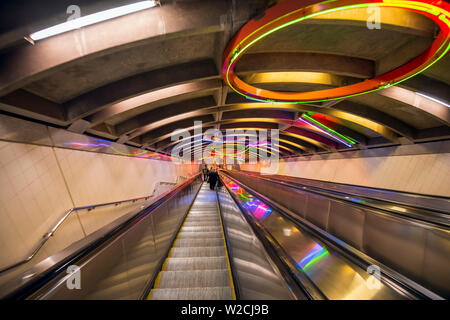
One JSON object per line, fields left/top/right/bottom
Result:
{"left": 148, "top": 183, "right": 235, "bottom": 300}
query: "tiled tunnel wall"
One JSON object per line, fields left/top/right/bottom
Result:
{"left": 0, "top": 138, "right": 198, "bottom": 271}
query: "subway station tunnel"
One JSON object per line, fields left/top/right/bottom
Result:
{"left": 0, "top": 0, "right": 449, "bottom": 301}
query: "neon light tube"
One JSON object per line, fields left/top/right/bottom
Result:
{"left": 222, "top": 0, "right": 450, "bottom": 104}
{"left": 30, "top": 1, "right": 157, "bottom": 41}
{"left": 301, "top": 113, "right": 356, "bottom": 145}
{"left": 297, "top": 117, "right": 354, "bottom": 148}
{"left": 416, "top": 92, "right": 450, "bottom": 108}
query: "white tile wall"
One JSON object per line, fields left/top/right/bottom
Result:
{"left": 0, "top": 141, "right": 198, "bottom": 271}
{"left": 242, "top": 153, "right": 450, "bottom": 196}
{"left": 0, "top": 142, "right": 73, "bottom": 269}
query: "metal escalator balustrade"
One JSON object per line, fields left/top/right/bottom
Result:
{"left": 233, "top": 171, "right": 449, "bottom": 226}
{"left": 240, "top": 171, "right": 450, "bottom": 219}
{"left": 224, "top": 171, "right": 450, "bottom": 297}
{"left": 0, "top": 175, "right": 203, "bottom": 300}
{"left": 220, "top": 172, "right": 444, "bottom": 300}
{"left": 148, "top": 183, "right": 236, "bottom": 300}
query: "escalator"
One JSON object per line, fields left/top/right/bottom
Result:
{"left": 148, "top": 183, "right": 235, "bottom": 300}
{"left": 241, "top": 171, "right": 450, "bottom": 213}
{"left": 0, "top": 175, "right": 295, "bottom": 300}
{"left": 220, "top": 171, "right": 449, "bottom": 299}
{"left": 0, "top": 173, "right": 446, "bottom": 300}
{"left": 235, "top": 170, "right": 450, "bottom": 226}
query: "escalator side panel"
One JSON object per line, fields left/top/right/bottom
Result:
{"left": 217, "top": 187, "right": 296, "bottom": 300}
{"left": 221, "top": 174, "right": 409, "bottom": 300}
{"left": 26, "top": 180, "right": 202, "bottom": 300}
{"left": 304, "top": 194, "right": 330, "bottom": 230}
{"left": 328, "top": 201, "right": 365, "bottom": 250}
{"left": 423, "top": 229, "right": 450, "bottom": 295}
{"left": 226, "top": 171, "right": 450, "bottom": 298}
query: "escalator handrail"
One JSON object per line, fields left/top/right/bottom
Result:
{"left": 266, "top": 175, "right": 450, "bottom": 216}
{"left": 0, "top": 180, "right": 180, "bottom": 275}
{"left": 216, "top": 188, "right": 240, "bottom": 300}
{"left": 232, "top": 171, "right": 450, "bottom": 227}
{"left": 221, "top": 172, "right": 444, "bottom": 300}
{"left": 240, "top": 170, "right": 450, "bottom": 213}
{"left": 219, "top": 174, "right": 327, "bottom": 300}
{"left": 0, "top": 174, "right": 201, "bottom": 300}
{"left": 240, "top": 170, "right": 450, "bottom": 201}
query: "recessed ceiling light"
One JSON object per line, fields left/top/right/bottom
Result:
{"left": 30, "top": 1, "right": 158, "bottom": 41}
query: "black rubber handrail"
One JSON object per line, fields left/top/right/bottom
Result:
{"left": 216, "top": 187, "right": 240, "bottom": 300}
{"left": 240, "top": 171, "right": 450, "bottom": 214}
{"left": 241, "top": 170, "right": 450, "bottom": 201}
{"left": 231, "top": 171, "right": 450, "bottom": 227}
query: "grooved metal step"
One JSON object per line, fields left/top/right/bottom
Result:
{"left": 177, "top": 231, "right": 223, "bottom": 239}
{"left": 170, "top": 246, "right": 226, "bottom": 258}
{"left": 175, "top": 238, "right": 224, "bottom": 247}
{"left": 188, "top": 213, "right": 218, "bottom": 217}
{"left": 149, "top": 182, "right": 233, "bottom": 300}
{"left": 150, "top": 287, "right": 233, "bottom": 300}
{"left": 156, "top": 270, "right": 231, "bottom": 288}
{"left": 181, "top": 226, "right": 222, "bottom": 232}
{"left": 164, "top": 257, "right": 228, "bottom": 271}
{"left": 183, "top": 221, "right": 220, "bottom": 227}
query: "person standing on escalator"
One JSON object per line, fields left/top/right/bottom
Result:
{"left": 202, "top": 166, "right": 209, "bottom": 182}
{"left": 208, "top": 167, "right": 219, "bottom": 190}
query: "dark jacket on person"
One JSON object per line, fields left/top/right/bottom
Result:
{"left": 208, "top": 171, "right": 219, "bottom": 189}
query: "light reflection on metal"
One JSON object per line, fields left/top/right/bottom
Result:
{"left": 223, "top": 179, "right": 272, "bottom": 221}
{"left": 390, "top": 206, "right": 407, "bottom": 212}
{"left": 298, "top": 242, "right": 330, "bottom": 270}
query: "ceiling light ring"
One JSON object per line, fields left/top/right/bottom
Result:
{"left": 222, "top": 0, "right": 450, "bottom": 104}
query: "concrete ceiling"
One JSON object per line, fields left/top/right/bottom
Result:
{"left": 0, "top": 0, "right": 449, "bottom": 160}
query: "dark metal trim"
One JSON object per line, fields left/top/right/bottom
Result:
{"left": 215, "top": 186, "right": 240, "bottom": 300}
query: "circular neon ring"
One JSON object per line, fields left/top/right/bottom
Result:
{"left": 222, "top": 0, "right": 450, "bottom": 103}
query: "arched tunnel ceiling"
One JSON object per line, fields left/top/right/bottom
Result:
{"left": 0, "top": 0, "right": 449, "bottom": 160}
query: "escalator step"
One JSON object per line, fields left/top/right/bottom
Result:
{"left": 150, "top": 287, "right": 233, "bottom": 300}
{"left": 177, "top": 232, "right": 223, "bottom": 239}
{"left": 180, "top": 226, "right": 222, "bottom": 232}
{"left": 164, "top": 257, "right": 228, "bottom": 271}
{"left": 183, "top": 221, "right": 220, "bottom": 227}
{"left": 156, "top": 270, "right": 230, "bottom": 288}
{"left": 188, "top": 212, "right": 218, "bottom": 217}
{"left": 175, "top": 238, "right": 224, "bottom": 247}
{"left": 170, "top": 246, "right": 225, "bottom": 258}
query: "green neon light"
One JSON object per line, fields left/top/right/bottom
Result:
{"left": 303, "top": 250, "right": 330, "bottom": 270}
{"left": 301, "top": 113, "right": 356, "bottom": 144}
{"left": 224, "top": 1, "right": 450, "bottom": 104}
